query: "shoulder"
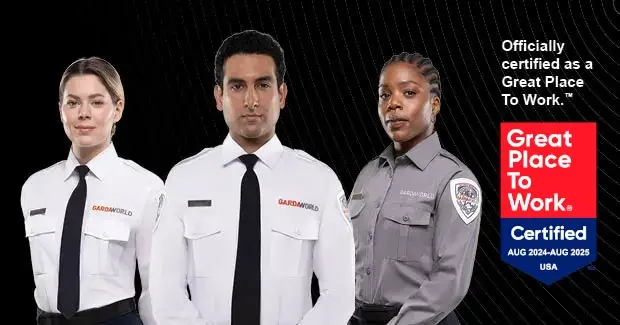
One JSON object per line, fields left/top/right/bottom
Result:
{"left": 119, "top": 159, "right": 164, "bottom": 189}
{"left": 434, "top": 149, "right": 482, "bottom": 207}
{"left": 435, "top": 149, "right": 479, "bottom": 183}
{"left": 22, "top": 160, "right": 64, "bottom": 194}
{"left": 166, "top": 146, "right": 219, "bottom": 180}
{"left": 286, "top": 147, "right": 337, "bottom": 178}
{"left": 360, "top": 156, "right": 382, "bottom": 176}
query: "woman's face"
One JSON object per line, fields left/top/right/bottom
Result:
{"left": 378, "top": 61, "right": 438, "bottom": 145}
{"left": 59, "top": 74, "right": 123, "bottom": 150}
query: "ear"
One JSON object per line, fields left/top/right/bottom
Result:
{"left": 431, "top": 95, "right": 440, "bottom": 117}
{"left": 214, "top": 85, "right": 223, "bottom": 111}
{"left": 113, "top": 99, "right": 125, "bottom": 123}
{"left": 278, "top": 82, "right": 288, "bottom": 110}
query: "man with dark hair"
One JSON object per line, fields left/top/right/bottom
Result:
{"left": 149, "top": 29, "right": 355, "bottom": 325}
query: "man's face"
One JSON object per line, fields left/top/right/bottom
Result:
{"left": 214, "top": 54, "right": 287, "bottom": 141}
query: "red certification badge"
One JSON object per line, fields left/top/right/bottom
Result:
{"left": 500, "top": 122, "right": 597, "bottom": 285}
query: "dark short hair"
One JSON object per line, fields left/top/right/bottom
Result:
{"left": 214, "top": 29, "right": 286, "bottom": 87}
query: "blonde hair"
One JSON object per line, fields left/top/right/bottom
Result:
{"left": 59, "top": 56, "right": 124, "bottom": 136}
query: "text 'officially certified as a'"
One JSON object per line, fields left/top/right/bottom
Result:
{"left": 500, "top": 122, "right": 597, "bottom": 285}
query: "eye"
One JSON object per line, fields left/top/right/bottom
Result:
{"left": 379, "top": 93, "right": 390, "bottom": 100}
{"left": 257, "top": 82, "right": 271, "bottom": 89}
{"left": 404, "top": 90, "right": 417, "bottom": 97}
{"left": 230, "top": 84, "right": 244, "bottom": 91}
{"left": 92, "top": 101, "right": 104, "bottom": 106}
{"left": 66, "top": 100, "right": 79, "bottom": 108}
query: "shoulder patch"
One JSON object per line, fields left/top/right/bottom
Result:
{"left": 336, "top": 189, "right": 353, "bottom": 233}
{"left": 153, "top": 192, "right": 166, "bottom": 232}
{"left": 449, "top": 178, "right": 482, "bottom": 225}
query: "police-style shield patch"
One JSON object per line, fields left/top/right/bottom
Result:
{"left": 337, "top": 190, "right": 353, "bottom": 233}
{"left": 340, "top": 192, "right": 349, "bottom": 216}
{"left": 449, "top": 178, "right": 481, "bottom": 224}
{"left": 153, "top": 192, "right": 166, "bottom": 232}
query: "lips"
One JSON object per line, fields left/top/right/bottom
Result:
{"left": 385, "top": 116, "right": 407, "bottom": 124}
{"left": 75, "top": 125, "right": 95, "bottom": 131}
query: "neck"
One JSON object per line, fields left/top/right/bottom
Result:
{"left": 394, "top": 128, "right": 433, "bottom": 156}
{"left": 72, "top": 141, "right": 110, "bottom": 165}
{"left": 231, "top": 131, "right": 274, "bottom": 154}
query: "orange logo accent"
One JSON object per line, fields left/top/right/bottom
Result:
{"left": 92, "top": 205, "right": 133, "bottom": 216}
{"left": 278, "top": 199, "right": 319, "bottom": 212}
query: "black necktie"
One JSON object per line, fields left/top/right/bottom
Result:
{"left": 58, "top": 165, "right": 89, "bottom": 318}
{"left": 231, "top": 154, "right": 261, "bottom": 325}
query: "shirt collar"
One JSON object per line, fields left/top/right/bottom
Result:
{"left": 63, "top": 142, "right": 119, "bottom": 181}
{"left": 220, "top": 133, "right": 284, "bottom": 169}
{"left": 379, "top": 132, "right": 442, "bottom": 170}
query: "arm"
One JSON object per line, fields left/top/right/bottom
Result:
{"left": 135, "top": 184, "right": 164, "bottom": 325}
{"left": 388, "top": 171, "right": 482, "bottom": 325}
{"left": 299, "top": 171, "right": 356, "bottom": 324}
{"left": 149, "top": 173, "right": 206, "bottom": 325}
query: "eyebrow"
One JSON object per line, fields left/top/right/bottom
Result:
{"left": 66, "top": 93, "right": 105, "bottom": 99}
{"left": 378, "top": 80, "right": 421, "bottom": 88}
{"left": 226, "top": 76, "right": 274, "bottom": 85}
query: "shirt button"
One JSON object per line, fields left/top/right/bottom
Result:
{"left": 368, "top": 232, "right": 373, "bottom": 240}
{"left": 294, "top": 229, "right": 301, "bottom": 236}
{"left": 375, "top": 201, "right": 380, "bottom": 208}
{"left": 366, "top": 267, "right": 372, "bottom": 275}
{"left": 403, "top": 216, "right": 410, "bottom": 222}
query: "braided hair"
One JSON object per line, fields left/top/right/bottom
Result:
{"left": 380, "top": 52, "right": 441, "bottom": 101}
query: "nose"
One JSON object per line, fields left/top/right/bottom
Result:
{"left": 244, "top": 87, "right": 259, "bottom": 110}
{"left": 77, "top": 102, "right": 92, "bottom": 120}
{"left": 387, "top": 94, "right": 402, "bottom": 111}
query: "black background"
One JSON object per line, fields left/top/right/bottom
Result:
{"left": 9, "top": 0, "right": 619, "bottom": 324}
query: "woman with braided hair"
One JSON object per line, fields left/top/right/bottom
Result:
{"left": 348, "top": 52, "right": 482, "bottom": 325}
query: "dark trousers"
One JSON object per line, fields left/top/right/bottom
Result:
{"left": 37, "top": 298, "right": 142, "bottom": 325}
{"left": 350, "top": 308, "right": 460, "bottom": 325}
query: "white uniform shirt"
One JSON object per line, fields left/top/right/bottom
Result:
{"left": 150, "top": 134, "right": 355, "bottom": 325}
{"left": 20, "top": 143, "right": 164, "bottom": 325}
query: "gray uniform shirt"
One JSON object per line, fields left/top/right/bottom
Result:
{"left": 349, "top": 132, "right": 482, "bottom": 325}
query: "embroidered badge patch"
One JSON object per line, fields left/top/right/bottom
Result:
{"left": 337, "top": 190, "right": 353, "bottom": 233}
{"left": 339, "top": 191, "right": 349, "bottom": 216}
{"left": 449, "top": 178, "right": 482, "bottom": 225}
{"left": 153, "top": 192, "right": 166, "bottom": 232}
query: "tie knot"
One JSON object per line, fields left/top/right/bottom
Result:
{"left": 238, "top": 154, "right": 259, "bottom": 170}
{"left": 75, "top": 165, "right": 90, "bottom": 179}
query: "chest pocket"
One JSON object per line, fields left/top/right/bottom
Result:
{"left": 182, "top": 208, "right": 224, "bottom": 278}
{"left": 24, "top": 216, "right": 57, "bottom": 275}
{"left": 83, "top": 217, "right": 131, "bottom": 276}
{"left": 347, "top": 198, "right": 365, "bottom": 249}
{"left": 270, "top": 213, "right": 320, "bottom": 277}
{"left": 383, "top": 204, "right": 433, "bottom": 261}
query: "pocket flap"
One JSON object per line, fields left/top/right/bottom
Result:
{"left": 272, "top": 215, "right": 319, "bottom": 240}
{"left": 182, "top": 211, "right": 221, "bottom": 240}
{"left": 348, "top": 197, "right": 366, "bottom": 219}
{"left": 85, "top": 218, "right": 131, "bottom": 242}
{"left": 24, "top": 216, "right": 56, "bottom": 237}
{"left": 384, "top": 205, "right": 431, "bottom": 226}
